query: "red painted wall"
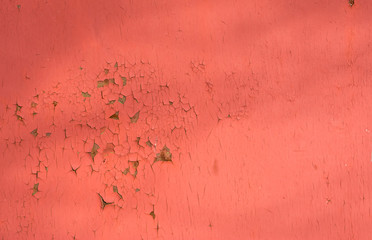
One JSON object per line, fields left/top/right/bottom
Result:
{"left": 1, "top": 0, "right": 372, "bottom": 239}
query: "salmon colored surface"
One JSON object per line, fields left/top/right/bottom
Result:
{"left": 1, "top": 0, "right": 372, "bottom": 239}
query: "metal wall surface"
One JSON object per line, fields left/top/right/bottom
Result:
{"left": 1, "top": 0, "right": 372, "bottom": 239}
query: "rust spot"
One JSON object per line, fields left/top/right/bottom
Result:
{"left": 154, "top": 145, "right": 172, "bottom": 164}
{"left": 97, "top": 80, "right": 108, "bottom": 88}
{"left": 149, "top": 205, "right": 156, "bottom": 219}
{"left": 81, "top": 92, "right": 91, "bottom": 97}
{"left": 16, "top": 115, "right": 24, "bottom": 122}
{"left": 89, "top": 142, "right": 100, "bottom": 161}
{"left": 120, "top": 75, "right": 127, "bottom": 86}
{"left": 118, "top": 95, "right": 126, "bottom": 104}
{"left": 122, "top": 167, "right": 130, "bottom": 175}
{"left": 32, "top": 183, "right": 39, "bottom": 196}
{"left": 113, "top": 185, "right": 123, "bottom": 199}
{"left": 30, "top": 128, "right": 38, "bottom": 137}
{"left": 130, "top": 111, "right": 140, "bottom": 123}
{"left": 132, "top": 160, "right": 139, "bottom": 168}
{"left": 31, "top": 102, "right": 37, "bottom": 108}
{"left": 146, "top": 139, "right": 153, "bottom": 147}
{"left": 109, "top": 111, "right": 119, "bottom": 120}
{"left": 129, "top": 160, "right": 139, "bottom": 178}
{"left": 97, "top": 78, "right": 115, "bottom": 88}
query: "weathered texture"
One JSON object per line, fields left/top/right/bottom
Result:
{"left": 1, "top": 0, "right": 372, "bottom": 239}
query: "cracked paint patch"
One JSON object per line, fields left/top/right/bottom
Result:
{"left": 0, "top": 59, "right": 199, "bottom": 238}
